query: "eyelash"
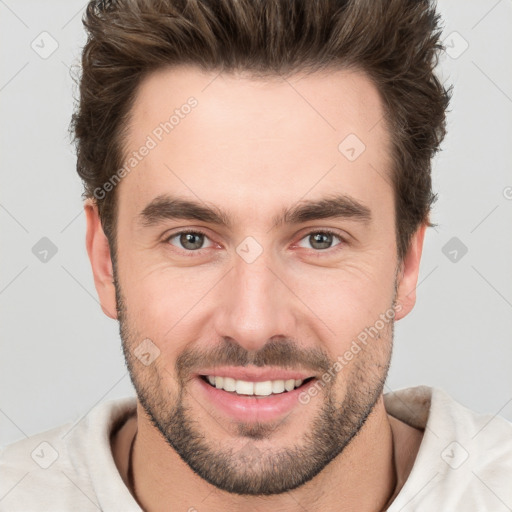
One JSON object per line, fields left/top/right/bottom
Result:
{"left": 163, "top": 228, "right": 347, "bottom": 256}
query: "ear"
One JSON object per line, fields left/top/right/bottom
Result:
{"left": 84, "top": 198, "right": 118, "bottom": 320}
{"left": 394, "top": 223, "right": 427, "bottom": 321}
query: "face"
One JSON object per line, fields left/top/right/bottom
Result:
{"left": 89, "top": 65, "right": 424, "bottom": 495}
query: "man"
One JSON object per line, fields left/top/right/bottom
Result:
{"left": 1, "top": 0, "right": 511, "bottom": 510}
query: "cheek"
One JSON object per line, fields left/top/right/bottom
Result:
{"left": 291, "top": 262, "right": 395, "bottom": 349}
{"left": 119, "top": 268, "right": 212, "bottom": 360}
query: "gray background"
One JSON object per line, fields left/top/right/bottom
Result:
{"left": 1, "top": 0, "right": 511, "bottom": 449}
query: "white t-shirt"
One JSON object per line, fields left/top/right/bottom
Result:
{"left": 1, "top": 386, "right": 511, "bottom": 511}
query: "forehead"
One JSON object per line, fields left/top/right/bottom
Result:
{"left": 118, "top": 64, "right": 392, "bottom": 226}
{"left": 127, "top": 64, "right": 386, "bottom": 146}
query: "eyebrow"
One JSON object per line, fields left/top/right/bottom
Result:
{"left": 136, "top": 193, "right": 372, "bottom": 230}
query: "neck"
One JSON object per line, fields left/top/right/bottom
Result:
{"left": 128, "top": 396, "right": 399, "bottom": 512}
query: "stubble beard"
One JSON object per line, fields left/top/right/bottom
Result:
{"left": 113, "top": 268, "right": 395, "bottom": 495}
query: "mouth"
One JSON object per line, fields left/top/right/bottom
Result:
{"left": 199, "top": 374, "right": 315, "bottom": 397}
{"left": 193, "top": 368, "right": 318, "bottom": 423}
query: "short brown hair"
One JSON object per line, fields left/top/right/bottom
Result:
{"left": 71, "top": 0, "right": 452, "bottom": 265}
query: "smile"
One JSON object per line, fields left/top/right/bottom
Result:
{"left": 201, "top": 375, "right": 314, "bottom": 397}
{"left": 193, "top": 368, "right": 318, "bottom": 423}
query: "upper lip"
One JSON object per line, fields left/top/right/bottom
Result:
{"left": 196, "top": 366, "right": 315, "bottom": 382}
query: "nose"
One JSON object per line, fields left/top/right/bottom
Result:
{"left": 212, "top": 249, "right": 297, "bottom": 353}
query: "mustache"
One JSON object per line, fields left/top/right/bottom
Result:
{"left": 175, "top": 337, "right": 332, "bottom": 381}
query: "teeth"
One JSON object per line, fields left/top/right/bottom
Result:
{"left": 205, "top": 376, "right": 307, "bottom": 396}
{"left": 284, "top": 379, "right": 295, "bottom": 392}
{"left": 235, "top": 380, "right": 254, "bottom": 395}
{"left": 223, "top": 377, "right": 236, "bottom": 392}
{"left": 271, "top": 380, "right": 285, "bottom": 393}
{"left": 254, "top": 381, "right": 272, "bottom": 396}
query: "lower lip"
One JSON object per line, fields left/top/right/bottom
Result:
{"left": 194, "top": 376, "right": 316, "bottom": 423}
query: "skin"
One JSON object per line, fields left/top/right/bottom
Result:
{"left": 86, "top": 65, "right": 426, "bottom": 511}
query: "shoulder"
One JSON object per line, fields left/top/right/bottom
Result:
{"left": 427, "top": 386, "right": 512, "bottom": 467}
{"left": 0, "top": 396, "right": 138, "bottom": 512}
{"left": 0, "top": 422, "right": 98, "bottom": 511}
{"left": 388, "top": 386, "right": 512, "bottom": 512}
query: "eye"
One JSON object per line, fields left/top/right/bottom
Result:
{"left": 163, "top": 228, "right": 346, "bottom": 255}
{"left": 296, "top": 230, "right": 345, "bottom": 251}
{"left": 165, "top": 230, "right": 214, "bottom": 251}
